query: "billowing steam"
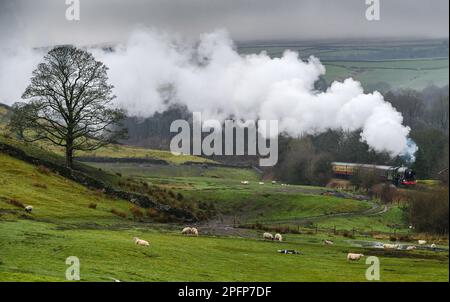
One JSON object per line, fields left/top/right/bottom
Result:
{"left": 0, "top": 29, "right": 415, "bottom": 158}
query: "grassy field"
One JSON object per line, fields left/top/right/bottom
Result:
{"left": 323, "top": 58, "right": 449, "bottom": 90}
{"left": 41, "top": 142, "right": 215, "bottom": 165}
{"left": 238, "top": 40, "right": 449, "bottom": 90}
{"left": 1, "top": 219, "right": 448, "bottom": 282}
{"left": 0, "top": 153, "right": 448, "bottom": 282}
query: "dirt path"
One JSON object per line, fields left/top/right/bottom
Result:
{"left": 199, "top": 201, "right": 388, "bottom": 237}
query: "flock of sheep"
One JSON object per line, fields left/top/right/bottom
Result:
{"left": 240, "top": 180, "right": 288, "bottom": 186}
{"left": 23, "top": 204, "right": 439, "bottom": 262}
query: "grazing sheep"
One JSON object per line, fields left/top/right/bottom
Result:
{"left": 191, "top": 227, "right": 199, "bottom": 236}
{"left": 182, "top": 227, "right": 198, "bottom": 236}
{"left": 323, "top": 240, "right": 334, "bottom": 245}
{"left": 263, "top": 232, "right": 274, "bottom": 241}
{"left": 182, "top": 227, "right": 192, "bottom": 235}
{"left": 431, "top": 243, "right": 437, "bottom": 249}
{"left": 406, "top": 246, "right": 416, "bottom": 251}
{"left": 259, "top": 182, "right": 265, "bottom": 185}
{"left": 418, "top": 240, "right": 427, "bottom": 245}
{"left": 272, "top": 181, "right": 277, "bottom": 184}
{"left": 133, "top": 237, "right": 149, "bottom": 247}
{"left": 274, "top": 233, "right": 283, "bottom": 242}
{"left": 25, "top": 205, "right": 33, "bottom": 213}
{"left": 347, "top": 253, "right": 364, "bottom": 261}
{"left": 278, "top": 249, "right": 300, "bottom": 255}
{"left": 240, "top": 180, "right": 249, "bottom": 185}
{"left": 383, "top": 243, "right": 398, "bottom": 249}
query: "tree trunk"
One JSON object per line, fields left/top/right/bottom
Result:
{"left": 66, "top": 142, "right": 74, "bottom": 169}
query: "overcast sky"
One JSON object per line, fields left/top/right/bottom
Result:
{"left": 0, "top": 0, "right": 448, "bottom": 47}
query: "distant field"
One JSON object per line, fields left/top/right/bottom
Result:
{"left": 323, "top": 58, "right": 449, "bottom": 90}
{"left": 238, "top": 39, "right": 449, "bottom": 90}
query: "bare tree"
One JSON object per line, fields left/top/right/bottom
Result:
{"left": 12, "top": 45, "right": 126, "bottom": 168}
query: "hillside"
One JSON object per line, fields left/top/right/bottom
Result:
{"left": 0, "top": 104, "right": 448, "bottom": 282}
{"left": 1, "top": 152, "right": 448, "bottom": 281}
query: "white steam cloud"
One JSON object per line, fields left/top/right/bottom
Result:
{"left": 0, "top": 29, "right": 413, "bottom": 157}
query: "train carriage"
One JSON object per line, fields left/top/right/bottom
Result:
{"left": 331, "top": 162, "right": 416, "bottom": 187}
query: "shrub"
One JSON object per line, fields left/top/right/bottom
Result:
{"left": 7, "top": 199, "right": 25, "bottom": 208}
{"left": 110, "top": 208, "right": 127, "bottom": 218}
{"left": 146, "top": 208, "right": 159, "bottom": 218}
{"left": 88, "top": 203, "right": 97, "bottom": 209}
{"left": 408, "top": 187, "right": 449, "bottom": 234}
{"left": 342, "top": 230, "right": 355, "bottom": 239}
{"left": 129, "top": 205, "right": 144, "bottom": 220}
{"left": 37, "top": 165, "right": 51, "bottom": 175}
{"left": 32, "top": 182, "right": 48, "bottom": 189}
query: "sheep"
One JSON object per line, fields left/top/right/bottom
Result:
{"left": 431, "top": 243, "right": 437, "bottom": 249}
{"left": 323, "top": 240, "right": 334, "bottom": 245}
{"left": 133, "top": 237, "right": 149, "bottom": 247}
{"left": 240, "top": 180, "right": 249, "bottom": 185}
{"left": 259, "top": 182, "right": 265, "bottom": 185}
{"left": 191, "top": 227, "right": 199, "bottom": 236}
{"left": 383, "top": 243, "right": 399, "bottom": 249}
{"left": 406, "top": 246, "right": 416, "bottom": 250}
{"left": 263, "top": 232, "right": 274, "bottom": 241}
{"left": 418, "top": 240, "right": 427, "bottom": 245}
{"left": 347, "top": 253, "right": 364, "bottom": 261}
{"left": 182, "top": 227, "right": 193, "bottom": 235}
{"left": 25, "top": 205, "right": 33, "bottom": 213}
{"left": 272, "top": 181, "right": 277, "bottom": 184}
{"left": 181, "top": 227, "right": 199, "bottom": 236}
{"left": 274, "top": 233, "right": 283, "bottom": 242}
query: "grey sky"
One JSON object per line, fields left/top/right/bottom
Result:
{"left": 0, "top": 0, "right": 448, "bottom": 47}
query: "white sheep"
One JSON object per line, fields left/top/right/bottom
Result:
{"left": 347, "top": 253, "right": 364, "bottom": 261}
{"left": 191, "top": 227, "right": 199, "bottom": 236}
{"left": 240, "top": 180, "right": 249, "bottom": 185}
{"left": 25, "top": 205, "right": 33, "bottom": 213}
{"left": 431, "top": 243, "right": 437, "bottom": 249}
{"left": 418, "top": 240, "right": 427, "bottom": 245}
{"left": 406, "top": 246, "right": 416, "bottom": 250}
{"left": 259, "top": 182, "right": 265, "bottom": 185}
{"left": 182, "top": 227, "right": 192, "bottom": 235}
{"left": 274, "top": 233, "right": 283, "bottom": 242}
{"left": 263, "top": 232, "right": 274, "bottom": 241}
{"left": 383, "top": 243, "right": 398, "bottom": 249}
{"left": 272, "top": 181, "right": 277, "bottom": 184}
{"left": 323, "top": 240, "right": 334, "bottom": 245}
{"left": 133, "top": 237, "right": 149, "bottom": 247}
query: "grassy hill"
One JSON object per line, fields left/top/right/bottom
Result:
{"left": 0, "top": 107, "right": 448, "bottom": 282}
{"left": 1, "top": 144, "right": 448, "bottom": 281}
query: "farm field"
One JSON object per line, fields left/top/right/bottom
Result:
{"left": 238, "top": 39, "right": 449, "bottom": 90}
{"left": 0, "top": 149, "right": 449, "bottom": 282}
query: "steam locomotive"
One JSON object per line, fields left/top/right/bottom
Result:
{"left": 331, "top": 162, "right": 417, "bottom": 187}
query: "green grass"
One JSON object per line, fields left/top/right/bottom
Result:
{"left": 0, "top": 153, "right": 132, "bottom": 225}
{"left": 43, "top": 142, "right": 215, "bottom": 165}
{"left": 323, "top": 59, "right": 449, "bottom": 90}
{"left": 0, "top": 219, "right": 448, "bottom": 282}
{"left": 0, "top": 153, "right": 448, "bottom": 282}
